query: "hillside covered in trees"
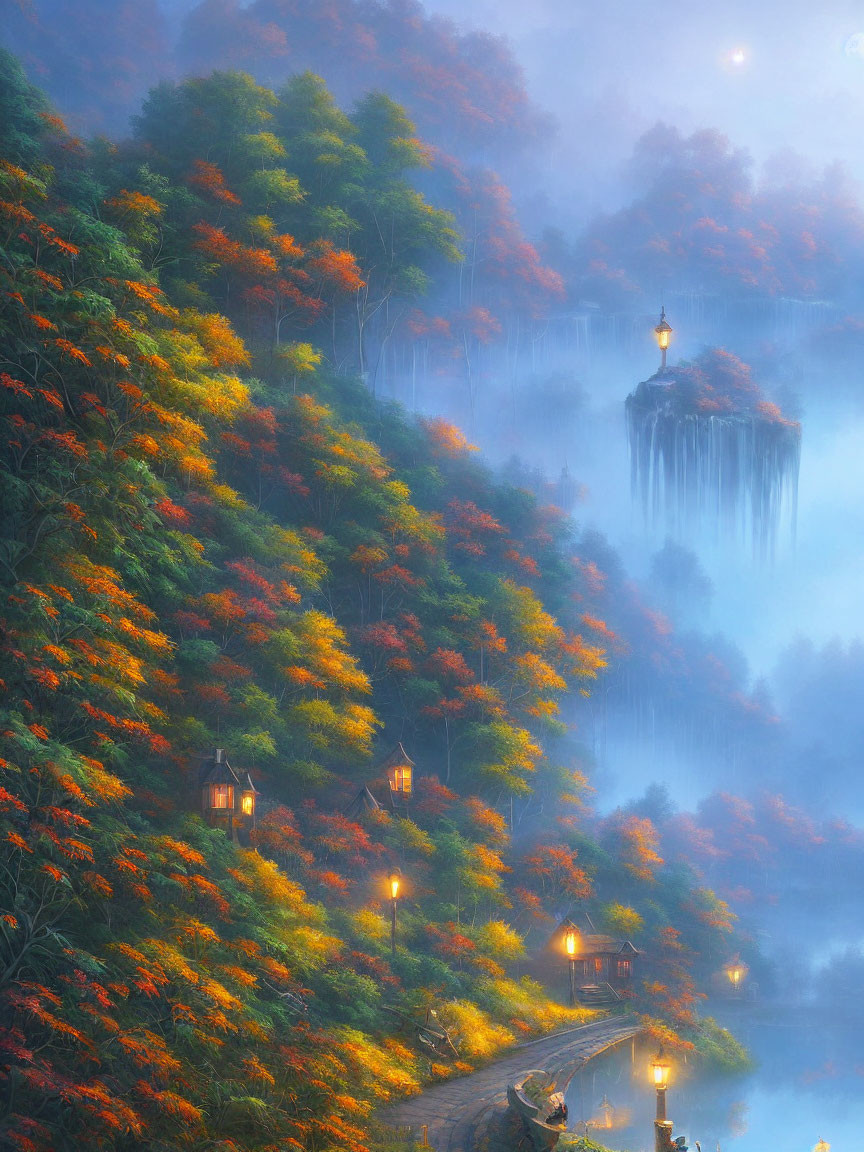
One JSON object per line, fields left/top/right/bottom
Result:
{"left": 0, "top": 51, "right": 749, "bottom": 1152}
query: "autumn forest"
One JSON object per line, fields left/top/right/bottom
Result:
{"left": 0, "top": 36, "right": 763, "bottom": 1152}
{"left": 10, "top": 0, "right": 864, "bottom": 1147}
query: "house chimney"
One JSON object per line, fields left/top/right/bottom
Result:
{"left": 215, "top": 748, "right": 223, "bottom": 763}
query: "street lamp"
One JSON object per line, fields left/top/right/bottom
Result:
{"left": 654, "top": 307, "right": 673, "bottom": 372}
{"left": 564, "top": 926, "right": 580, "bottom": 1007}
{"left": 650, "top": 1048, "right": 672, "bottom": 1152}
{"left": 389, "top": 871, "right": 401, "bottom": 956}
{"left": 725, "top": 959, "right": 747, "bottom": 996}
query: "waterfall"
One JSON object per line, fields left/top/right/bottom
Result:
{"left": 626, "top": 374, "right": 800, "bottom": 556}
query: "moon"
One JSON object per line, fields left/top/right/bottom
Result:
{"left": 731, "top": 48, "right": 746, "bottom": 65}
{"left": 844, "top": 32, "right": 864, "bottom": 58}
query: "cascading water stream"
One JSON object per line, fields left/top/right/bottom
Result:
{"left": 626, "top": 358, "right": 801, "bottom": 556}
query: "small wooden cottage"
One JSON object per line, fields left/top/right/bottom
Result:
{"left": 576, "top": 934, "right": 639, "bottom": 991}
{"left": 547, "top": 918, "right": 641, "bottom": 1004}
{"left": 380, "top": 743, "right": 414, "bottom": 808}
{"left": 199, "top": 748, "right": 259, "bottom": 843}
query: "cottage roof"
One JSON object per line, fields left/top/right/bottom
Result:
{"left": 378, "top": 742, "right": 415, "bottom": 770}
{"left": 581, "top": 934, "right": 640, "bottom": 956}
{"left": 199, "top": 749, "right": 257, "bottom": 793}
{"left": 345, "top": 785, "right": 382, "bottom": 817}
{"left": 547, "top": 917, "right": 641, "bottom": 957}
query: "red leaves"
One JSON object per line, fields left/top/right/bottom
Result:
{"left": 188, "top": 160, "right": 242, "bottom": 207}
{"left": 445, "top": 499, "right": 506, "bottom": 556}
{"left": 154, "top": 497, "right": 191, "bottom": 527}
{"left": 356, "top": 622, "right": 408, "bottom": 655}
{"left": 53, "top": 339, "right": 92, "bottom": 367}
{"left": 425, "top": 647, "right": 474, "bottom": 685}
{"left": 307, "top": 240, "right": 365, "bottom": 294}
{"left": 426, "top": 921, "right": 475, "bottom": 960}
{"left": 0, "top": 371, "right": 34, "bottom": 402}
{"left": 522, "top": 845, "right": 592, "bottom": 900}
{"left": 0, "top": 786, "right": 27, "bottom": 813}
{"left": 38, "top": 429, "right": 88, "bottom": 459}
{"left": 192, "top": 222, "right": 277, "bottom": 278}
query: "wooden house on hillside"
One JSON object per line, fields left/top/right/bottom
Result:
{"left": 547, "top": 918, "right": 641, "bottom": 1006}
{"left": 345, "top": 743, "right": 415, "bottom": 817}
{"left": 198, "top": 747, "right": 258, "bottom": 843}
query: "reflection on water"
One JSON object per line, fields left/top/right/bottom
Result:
{"left": 563, "top": 1008, "right": 864, "bottom": 1151}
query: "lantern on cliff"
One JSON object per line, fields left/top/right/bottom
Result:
{"left": 654, "top": 307, "right": 673, "bottom": 371}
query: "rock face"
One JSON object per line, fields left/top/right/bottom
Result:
{"left": 626, "top": 365, "right": 800, "bottom": 556}
{"left": 506, "top": 1072, "right": 566, "bottom": 1152}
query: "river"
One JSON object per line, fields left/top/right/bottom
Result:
{"left": 563, "top": 1006, "right": 862, "bottom": 1151}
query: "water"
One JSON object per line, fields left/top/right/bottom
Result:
{"left": 563, "top": 1007, "right": 864, "bottom": 1151}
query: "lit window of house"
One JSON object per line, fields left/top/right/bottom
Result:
{"left": 211, "top": 783, "right": 233, "bottom": 809}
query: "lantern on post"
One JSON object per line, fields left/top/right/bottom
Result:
{"left": 654, "top": 307, "right": 673, "bottom": 372}
{"left": 564, "top": 922, "right": 580, "bottom": 1007}
{"left": 240, "top": 773, "right": 259, "bottom": 826}
{"left": 388, "top": 870, "right": 401, "bottom": 956}
{"left": 380, "top": 743, "right": 414, "bottom": 809}
{"left": 650, "top": 1048, "right": 673, "bottom": 1152}
{"left": 725, "top": 958, "right": 747, "bottom": 996}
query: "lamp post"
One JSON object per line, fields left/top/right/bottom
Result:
{"left": 389, "top": 871, "right": 400, "bottom": 957}
{"left": 654, "top": 307, "right": 673, "bottom": 372}
{"left": 565, "top": 926, "right": 579, "bottom": 1007}
{"left": 725, "top": 959, "right": 747, "bottom": 997}
{"left": 651, "top": 1049, "right": 673, "bottom": 1152}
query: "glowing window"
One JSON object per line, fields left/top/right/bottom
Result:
{"left": 388, "top": 764, "right": 412, "bottom": 796}
{"left": 211, "top": 783, "right": 233, "bottom": 810}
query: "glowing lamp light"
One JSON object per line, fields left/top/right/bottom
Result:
{"left": 389, "top": 872, "right": 401, "bottom": 901}
{"left": 654, "top": 307, "right": 672, "bottom": 350}
{"left": 651, "top": 1051, "right": 670, "bottom": 1090}
{"left": 241, "top": 789, "right": 255, "bottom": 817}
{"left": 565, "top": 928, "right": 579, "bottom": 957}
{"left": 653, "top": 306, "right": 673, "bottom": 371}
{"left": 725, "top": 959, "right": 747, "bottom": 989}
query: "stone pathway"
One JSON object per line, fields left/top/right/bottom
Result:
{"left": 380, "top": 1015, "right": 642, "bottom": 1152}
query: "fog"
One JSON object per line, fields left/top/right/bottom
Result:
{"left": 423, "top": 0, "right": 864, "bottom": 219}
{"left": 7, "top": 0, "right": 864, "bottom": 1139}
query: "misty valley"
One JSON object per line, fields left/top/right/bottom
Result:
{"left": 1, "top": 2, "right": 864, "bottom": 1151}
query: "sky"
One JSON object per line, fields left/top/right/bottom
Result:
{"left": 422, "top": 0, "right": 864, "bottom": 217}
